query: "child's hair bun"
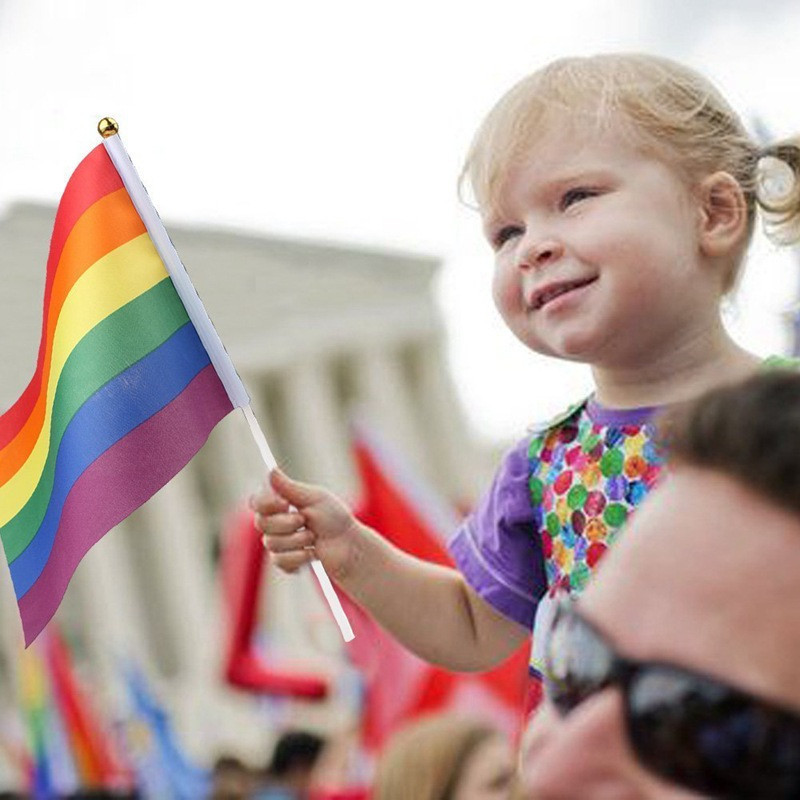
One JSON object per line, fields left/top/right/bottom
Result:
{"left": 755, "top": 142, "right": 800, "bottom": 246}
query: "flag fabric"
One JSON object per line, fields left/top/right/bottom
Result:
{"left": 0, "top": 141, "right": 246, "bottom": 645}
{"left": 17, "top": 628, "right": 134, "bottom": 796}
{"left": 19, "top": 645, "right": 55, "bottom": 798}
{"left": 120, "top": 661, "right": 211, "bottom": 800}
{"left": 40, "top": 696, "right": 79, "bottom": 797}
{"left": 341, "top": 420, "right": 530, "bottom": 750}
{"left": 44, "top": 628, "right": 131, "bottom": 789}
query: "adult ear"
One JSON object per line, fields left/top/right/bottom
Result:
{"left": 696, "top": 171, "right": 748, "bottom": 258}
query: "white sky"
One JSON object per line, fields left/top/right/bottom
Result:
{"left": 0, "top": 0, "right": 798, "bottom": 444}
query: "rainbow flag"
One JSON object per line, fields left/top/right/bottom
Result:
{"left": 0, "top": 135, "right": 248, "bottom": 645}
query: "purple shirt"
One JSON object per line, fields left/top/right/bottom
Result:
{"left": 448, "top": 436, "right": 544, "bottom": 630}
{"left": 448, "top": 398, "right": 660, "bottom": 631}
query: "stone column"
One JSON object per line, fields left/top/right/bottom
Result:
{"left": 135, "top": 470, "right": 215, "bottom": 680}
{"left": 352, "top": 346, "right": 429, "bottom": 482}
{"left": 68, "top": 520, "right": 156, "bottom": 691}
{"left": 131, "top": 468, "right": 242, "bottom": 759}
{"left": 264, "top": 358, "right": 357, "bottom": 656}
{"left": 411, "top": 339, "right": 483, "bottom": 500}
{"left": 205, "top": 383, "right": 274, "bottom": 503}
{"left": 279, "top": 358, "right": 356, "bottom": 496}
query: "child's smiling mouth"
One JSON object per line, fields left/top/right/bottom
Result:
{"left": 529, "top": 277, "right": 598, "bottom": 311}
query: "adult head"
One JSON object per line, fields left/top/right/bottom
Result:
{"left": 261, "top": 730, "right": 326, "bottom": 798}
{"left": 373, "top": 714, "right": 517, "bottom": 800}
{"left": 210, "top": 754, "right": 256, "bottom": 800}
{"left": 525, "top": 369, "right": 800, "bottom": 798}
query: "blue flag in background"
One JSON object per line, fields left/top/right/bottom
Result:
{"left": 120, "top": 663, "right": 210, "bottom": 800}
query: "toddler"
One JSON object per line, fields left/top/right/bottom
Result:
{"left": 251, "top": 53, "right": 800, "bottom": 706}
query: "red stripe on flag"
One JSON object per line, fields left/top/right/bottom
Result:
{"left": 45, "top": 628, "right": 129, "bottom": 787}
{"left": 0, "top": 145, "right": 123, "bottom": 450}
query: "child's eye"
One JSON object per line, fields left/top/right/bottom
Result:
{"left": 560, "top": 187, "right": 599, "bottom": 210}
{"left": 491, "top": 225, "right": 523, "bottom": 249}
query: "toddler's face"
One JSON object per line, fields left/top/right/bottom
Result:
{"left": 483, "top": 118, "right": 721, "bottom": 369}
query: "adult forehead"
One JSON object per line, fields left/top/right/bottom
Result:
{"left": 581, "top": 466, "right": 800, "bottom": 708}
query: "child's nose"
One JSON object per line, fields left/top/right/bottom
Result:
{"left": 518, "top": 236, "right": 565, "bottom": 269}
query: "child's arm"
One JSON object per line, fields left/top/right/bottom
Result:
{"left": 251, "top": 469, "right": 528, "bottom": 672}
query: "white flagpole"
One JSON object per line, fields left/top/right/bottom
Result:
{"left": 98, "top": 118, "right": 354, "bottom": 643}
{"left": 241, "top": 407, "right": 354, "bottom": 641}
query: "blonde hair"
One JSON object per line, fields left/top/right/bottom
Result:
{"left": 461, "top": 53, "right": 800, "bottom": 285}
{"left": 372, "top": 714, "right": 504, "bottom": 800}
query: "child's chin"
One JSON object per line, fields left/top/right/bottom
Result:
{"left": 538, "top": 335, "right": 598, "bottom": 363}
{"left": 514, "top": 325, "right": 598, "bottom": 363}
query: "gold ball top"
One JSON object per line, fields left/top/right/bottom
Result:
{"left": 97, "top": 117, "right": 119, "bottom": 138}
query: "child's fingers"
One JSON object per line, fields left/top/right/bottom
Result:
{"left": 249, "top": 490, "right": 290, "bottom": 516}
{"left": 270, "top": 548, "right": 316, "bottom": 573}
{"left": 269, "top": 469, "right": 324, "bottom": 509}
{"left": 263, "top": 529, "right": 316, "bottom": 554}
{"left": 254, "top": 511, "right": 305, "bottom": 536}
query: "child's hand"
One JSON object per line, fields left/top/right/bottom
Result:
{"left": 250, "top": 469, "right": 360, "bottom": 579}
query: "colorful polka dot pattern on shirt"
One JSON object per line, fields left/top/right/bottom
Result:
{"left": 528, "top": 403, "right": 666, "bottom": 595}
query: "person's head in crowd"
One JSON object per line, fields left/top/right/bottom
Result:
{"left": 210, "top": 754, "right": 256, "bottom": 800}
{"left": 258, "top": 730, "right": 326, "bottom": 799}
{"left": 373, "top": 713, "right": 517, "bottom": 800}
{"left": 524, "top": 370, "right": 800, "bottom": 798}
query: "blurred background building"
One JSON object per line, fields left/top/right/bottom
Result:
{"left": 0, "top": 201, "right": 498, "bottom": 769}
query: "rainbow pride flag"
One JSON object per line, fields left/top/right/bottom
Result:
{"left": 0, "top": 135, "right": 249, "bottom": 645}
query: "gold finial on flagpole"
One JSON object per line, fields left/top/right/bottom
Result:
{"left": 97, "top": 117, "right": 119, "bottom": 138}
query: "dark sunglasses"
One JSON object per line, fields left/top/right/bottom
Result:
{"left": 544, "top": 600, "right": 800, "bottom": 799}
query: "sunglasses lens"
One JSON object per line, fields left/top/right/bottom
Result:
{"left": 627, "top": 667, "right": 800, "bottom": 798}
{"left": 545, "top": 609, "right": 615, "bottom": 714}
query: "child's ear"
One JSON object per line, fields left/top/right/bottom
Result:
{"left": 696, "top": 171, "right": 748, "bottom": 258}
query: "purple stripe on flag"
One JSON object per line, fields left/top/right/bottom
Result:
{"left": 18, "top": 365, "right": 233, "bottom": 645}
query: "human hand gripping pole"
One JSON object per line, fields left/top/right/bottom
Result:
{"left": 98, "top": 118, "right": 354, "bottom": 643}
{"left": 242, "top": 407, "right": 354, "bottom": 641}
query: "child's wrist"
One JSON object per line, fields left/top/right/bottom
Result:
{"left": 330, "top": 519, "right": 374, "bottom": 587}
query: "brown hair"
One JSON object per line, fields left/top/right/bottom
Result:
{"left": 661, "top": 369, "right": 800, "bottom": 516}
{"left": 372, "top": 714, "right": 503, "bottom": 800}
{"left": 460, "top": 53, "right": 800, "bottom": 289}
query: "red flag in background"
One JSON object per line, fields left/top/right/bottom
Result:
{"left": 44, "top": 628, "right": 132, "bottom": 790}
{"left": 341, "top": 420, "right": 530, "bottom": 751}
{"left": 220, "top": 511, "right": 329, "bottom": 700}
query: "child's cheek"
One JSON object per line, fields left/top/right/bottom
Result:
{"left": 491, "top": 267, "right": 520, "bottom": 318}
